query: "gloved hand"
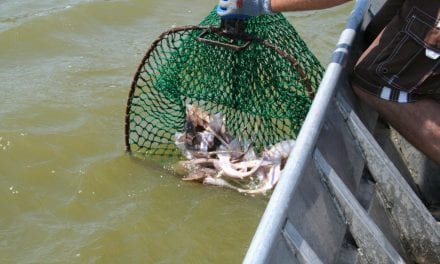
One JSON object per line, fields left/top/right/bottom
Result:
{"left": 216, "top": 0, "right": 272, "bottom": 19}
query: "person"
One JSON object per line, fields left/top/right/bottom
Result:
{"left": 217, "top": 0, "right": 439, "bottom": 163}
{"left": 217, "top": 0, "right": 440, "bottom": 217}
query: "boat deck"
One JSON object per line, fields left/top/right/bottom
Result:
{"left": 243, "top": 1, "right": 440, "bottom": 263}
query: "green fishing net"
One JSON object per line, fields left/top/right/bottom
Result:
{"left": 125, "top": 9, "right": 324, "bottom": 157}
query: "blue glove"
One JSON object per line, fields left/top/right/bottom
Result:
{"left": 216, "top": 0, "right": 272, "bottom": 19}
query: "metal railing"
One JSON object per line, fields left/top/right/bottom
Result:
{"left": 243, "top": 1, "right": 369, "bottom": 263}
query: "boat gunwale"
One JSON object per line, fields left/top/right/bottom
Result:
{"left": 243, "top": 0, "right": 370, "bottom": 263}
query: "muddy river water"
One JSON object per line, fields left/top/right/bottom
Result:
{"left": 0, "top": 1, "right": 353, "bottom": 262}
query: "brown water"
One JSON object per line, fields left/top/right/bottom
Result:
{"left": 0, "top": 1, "right": 352, "bottom": 263}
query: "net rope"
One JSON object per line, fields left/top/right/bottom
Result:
{"left": 125, "top": 10, "right": 324, "bottom": 157}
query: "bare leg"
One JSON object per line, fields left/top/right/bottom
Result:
{"left": 352, "top": 85, "right": 440, "bottom": 165}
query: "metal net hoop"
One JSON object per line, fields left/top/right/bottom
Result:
{"left": 125, "top": 11, "right": 324, "bottom": 157}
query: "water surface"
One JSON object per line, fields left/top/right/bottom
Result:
{"left": 0, "top": 1, "right": 352, "bottom": 262}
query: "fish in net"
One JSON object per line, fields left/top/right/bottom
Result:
{"left": 125, "top": 9, "right": 323, "bottom": 160}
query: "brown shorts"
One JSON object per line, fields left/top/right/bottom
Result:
{"left": 352, "top": 1, "right": 440, "bottom": 103}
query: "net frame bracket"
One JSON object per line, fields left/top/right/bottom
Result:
{"left": 196, "top": 19, "right": 255, "bottom": 51}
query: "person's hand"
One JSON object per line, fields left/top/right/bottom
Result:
{"left": 216, "top": 0, "right": 272, "bottom": 19}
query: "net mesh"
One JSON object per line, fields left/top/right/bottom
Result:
{"left": 125, "top": 10, "right": 324, "bottom": 157}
